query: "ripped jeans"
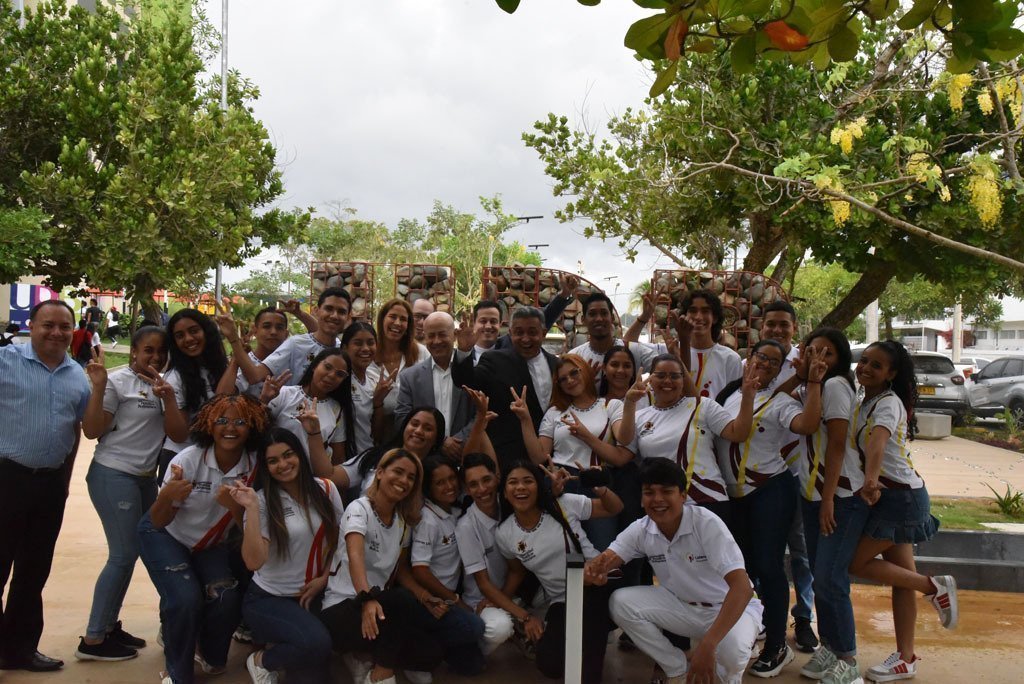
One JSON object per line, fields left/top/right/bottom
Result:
{"left": 85, "top": 461, "right": 157, "bottom": 640}
{"left": 138, "top": 514, "right": 244, "bottom": 684}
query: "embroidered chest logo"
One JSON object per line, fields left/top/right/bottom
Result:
{"left": 516, "top": 539, "right": 527, "bottom": 553}
{"left": 441, "top": 534, "right": 453, "bottom": 546}
{"left": 639, "top": 421, "right": 655, "bottom": 437}
{"left": 687, "top": 554, "right": 708, "bottom": 563}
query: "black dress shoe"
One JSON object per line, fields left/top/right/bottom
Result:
{"left": 0, "top": 650, "right": 65, "bottom": 671}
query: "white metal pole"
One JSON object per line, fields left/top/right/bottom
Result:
{"left": 564, "top": 552, "right": 585, "bottom": 684}
{"left": 16, "top": 0, "right": 25, "bottom": 28}
{"left": 952, "top": 299, "right": 963, "bottom": 362}
{"left": 214, "top": 0, "right": 228, "bottom": 303}
{"left": 866, "top": 300, "right": 879, "bottom": 343}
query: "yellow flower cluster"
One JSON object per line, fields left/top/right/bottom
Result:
{"left": 947, "top": 73, "right": 973, "bottom": 113}
{"left": 977, "top": 91, "right": 994, "bottom": 115}
{"left": 906, "top": 153, "right": 936, "bottom": 183}
{"left": 829, "top": 117, "right": 867, "bottom": 155}
{"left": 967, "top": 164, "right": 1002, "bottom": 227}
{"left": 815, "top": 176, "right": 850, "bottom": 226}
{"left": 994, "top": 77, "right": 1023, "bottom": 127}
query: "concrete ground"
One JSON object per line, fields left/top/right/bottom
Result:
{"left": 4, "top": 435, "right": 1024, "bottom": 683}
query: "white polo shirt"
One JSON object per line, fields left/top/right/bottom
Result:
{"left": 93, "top": 367, "right": 167, "bottom": 477}
{"left": 690, "top": 344, "right": 743, "bottom": 401}
{"left": 790, "top": 378, "right": 860, "bottom": 501}
{"left": 852, "top": 391, "right": 922, "bottom": 489}
{"left": 162, "top": 445, "right": 257, "bottom": 550}
{"left": 538, "top": 398, "right": 624, "bottom": 469}
{"left": 411, "top": 501, "right": 463, "bottom": 592}
{"left": 250, "top": 478, "right": 345, "bottom": 596}
{"left": 627, "top": 398, "right": 733, "bottom": 504}
{"left": 161, "top": 367, "right": 217, "bottom": 454}
{"left": 609, "top": 508, "right": 762, "bottom": 621}
{"left": 266, "top": 385, "right": 346, "bottom": 457}
{"left": 323, "top": 496, "right": 411, "bottom": 610}
{"left": 349, "top": 364, "right": 380, "bottom": 457}
{"left": 262, "top": 333, "right": 338, "bottom": 386}
{"left": 455, "top": 503, "right": 507, "bottom": 610}
{"left": 495, "top": 493, "right": 597, "bottom": 605}
{"left": 716, "top": 388, "right": 803, "bottom": 498}
{"left": 568, "top": 339, "right": 661, "bottom": 388}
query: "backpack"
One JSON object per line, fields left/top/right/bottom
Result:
{"left": 111, "top": 310, "right": 120, "bottom": 323}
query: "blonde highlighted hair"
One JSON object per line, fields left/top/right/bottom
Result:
{"left": 368, "top": 448, "right": 424, "bottom": 527}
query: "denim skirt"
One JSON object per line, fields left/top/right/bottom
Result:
{"left": 863, "top": 486, "right": 939, "bottom": 544}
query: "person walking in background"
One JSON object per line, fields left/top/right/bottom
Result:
{"left": 0, "top": 300, "right": 91, "bottom": 672}
{"left": 76, "top": 327, "right": 169, "bottom": 662}
{"left": 105, "top": 306, "right": 122, "bottom": 349}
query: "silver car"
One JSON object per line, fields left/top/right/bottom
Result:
{"left": 968, "top": 356, "right": 1024, "bottom": 423}
{"left": 912, "top": 352, "right": 971, "bottom": 425}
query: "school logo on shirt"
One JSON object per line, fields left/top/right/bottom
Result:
{"left": 193, "top": 481, "right": 212, "bottom": 494}
{"left": 441, "top": 534, "right": 453, "bottom": 546}
{"left": 516, "top": 539, "right": 527, "bottom": 553}
{"left": 367, "top": 534, "right": 381, "bottom": 554}
{"left": 639, "top": 421, "right": 655, "bottom": 437}
{"left": 307, "top": 351, "right": 316, "bottom": 363}
{"left": 687, "top": 553, "right": 708, "bottom": 563}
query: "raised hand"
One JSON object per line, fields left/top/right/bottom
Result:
{"left": 455, "top": 312, "right": 477, "bottom": 352}
{"left": 625, "top": 376, "right": 649, "bottom": 404}
{"left": 672, "top": 308, "right": 694, "bottom": 343}
{"left": 509, "top": 385, "right": 530, "bottom": 422}
{"left": 229, "top": 481, "right": 259, "bottom": 510}
{"left": 259, "top": 370, "right": 291, "bottom": 404}
{"left": 161, "top": 463, "right": 193, "bottom": 503}
{"left": 296, "top": 398, "right": 322, "bottom": 437}
{"left": 805, "top": 346, "right": 829, "bottom": 383}
{"left": 559, "top": 274, "right": 580, "bottom": 299}
{"left": 278, "top": 299, "right": 303, "bottom": 317}
{"left": 214, "top": 298, "right": 240, "bottom": 343}
{"left": 561, "top": 411, "right": 595, "bottom": 443}
{"left": 463, "top": 386, "right": 490, "bottom": 417}
{"left": 143, "top": 366, "right": 176, "bottom": 402}
{"left": 740, "top": 358, "right": 761, "bottom": 397}
{"left": 85, "top": 345, "right": 107, "bottom": 388}
{"left": 639, "top": 290, "right": 656, "bottom": 323}
{"left": 373, "top": 368, "right": 395, "bottom": 405}
{"left": 543, "top": 460, "right": 571, "bottom": 497}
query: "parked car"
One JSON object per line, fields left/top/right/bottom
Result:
{"left": 911, "top": 352, "right": 971, "bottom": 424}
{"left": 952, "top": 355, "right": 990, "bottom": 380}
{"left": 967, "top": 356, "right": 1024, "bottom": 423}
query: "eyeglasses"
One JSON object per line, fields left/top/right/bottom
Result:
{"left": 650, "top": 371, "right": 685, "bottom": 381}
{"left": 557, "top": 368, "right": 582, "bottom": 384}
{"left": 751, "top": 351, "right": 782, "bottom": 368}
{"left": 214, "top": 417, "right": 248, "bottom": 426}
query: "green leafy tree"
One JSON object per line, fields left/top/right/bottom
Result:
{"left": 525, "top": 20, "right": 1024, "bottom": 330}
{"left": 1, "top": 3, "right": 297, "bottom": 317}
{"left": 497, "top": 0, "right": 1024, "bottom": 95}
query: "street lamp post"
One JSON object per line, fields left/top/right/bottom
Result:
{"left": 490, "top": 215, "right": 544, "bottom": 266}
{"left": 214, "top": 0, "right": 229, "bottom": 303}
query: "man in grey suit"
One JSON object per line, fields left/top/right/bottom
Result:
{"left": 396, "top": 312, "right": 474, "bottom": 459}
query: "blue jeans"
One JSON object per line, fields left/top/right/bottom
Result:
{"left": 85, "top": 461, "right": 157, "bottom": 639}
{"left": 242, "top": 583, "right": 332, "bottom": 683}
{"left": 788, "top": 498, "right": 814, "bottom": 621}
{"left": 803, "top": 496, "right": 869, "bottom": 658}
{"left": 410, "top": 601, "right": 486, "bottom": 676}
{"left": 730, "top": 473, "right": 797, "bottom": 652}
{"left": 137, "top": 514, "right": 244, "bottom": 684}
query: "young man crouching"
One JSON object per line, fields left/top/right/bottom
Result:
{"left": 585, "top": 460, "right": 763, "bottom": 684}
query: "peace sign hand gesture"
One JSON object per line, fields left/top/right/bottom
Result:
{"left": 625, "top": 376, "right": 649, "bottom": 404}
{"left": 455, "top": 312, "right": 477, "bottom": 352}
{"left": 805, "top": 346, "right": 829, "bottom": 384}
{"left": 509, "top": 385, "right": 531, "bottom": 422}
{"left": 373, "top": 369, "right": 395, "bottom": 405}
{"left": 297, "top": 398, "right": 322, "bottom": 437}
{"left": 740, "top": 359, "right": 761, "bottom": 398}
{"left": 142, "top": 365, "right": 176, "bottom": 402}
{"left": 214, "top": 298, "right": 240, "bottom": 343}
{"left": 259, "top": 370, "right": 292, "bottom": 404}
{"left": 85, "top": 345, "right": 107, "bottom": 388}
{"left": 561, "top": 410, "right": 595, "bottom": 444}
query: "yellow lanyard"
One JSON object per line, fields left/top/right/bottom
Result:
{"left": 685, "top": 401, "right": 704, "bottom": 484}
{"left": 736, "top": 394, "right": 776, "bottom": 488}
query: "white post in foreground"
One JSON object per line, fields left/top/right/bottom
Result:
{"left": 952, "top": 299, "right": 963, "bottom": 363}
{"left": 564, "top": 551, "right": 585, "bottom": 684}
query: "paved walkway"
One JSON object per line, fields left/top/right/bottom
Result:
{"left": 5, "top": 436, "right": 1024, "bottom": 683}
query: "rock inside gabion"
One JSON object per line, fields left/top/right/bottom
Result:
{"left": 649, "top": 268, "right": 790, "bottom": 357}
{"left": 310, "top": 261, "right": 376, "bottom": 322}
{"left": 394, "top": 263, "right": 456, "bottom": 315}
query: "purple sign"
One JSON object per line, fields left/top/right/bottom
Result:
{"left": 9, "top": 284, "right": 62, "bottom": 331}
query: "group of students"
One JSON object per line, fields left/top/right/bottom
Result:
{"left": 70, "top": 283, "right": 959, "bottom": 684}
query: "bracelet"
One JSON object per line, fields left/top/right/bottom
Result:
{"left": 305, "top": 429, "right": 320, "bottom": 436}
{"left": 806, "top": 380, "right": 821, "bottom": 385}
{"left": 356, "top": 587, "right": 382, "bottom": 605}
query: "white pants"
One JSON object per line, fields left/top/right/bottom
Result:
{"left": 479, "top": 606, "right": 514, "bottom": 655}
{"left": 609, "top": 585, "right": 761, "bottom": 683}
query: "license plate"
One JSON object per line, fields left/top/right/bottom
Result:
{"left": 918, "top": 386, "right": 936, "bottom": 395}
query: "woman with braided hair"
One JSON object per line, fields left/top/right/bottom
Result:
{"left": 138, "top": 394, "right": 270, "bottom": 684}
{"left": 848, "top": 341, "right": 958, "bottom": 684}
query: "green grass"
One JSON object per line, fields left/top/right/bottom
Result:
{"left": 931, "top": 496, "right": 1024, "bottom": 530}
{"left": 103, "top": 351, "right": 130, "bottom": 369}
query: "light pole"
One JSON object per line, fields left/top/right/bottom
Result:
{"left": 527, "top": 243, "right": 549, "bottom": 263}
{"left": 214, "top": 0, "right": 229, "bottom": 303}
{"left": 490, "top": 215, "right": 543, "bottom": 266}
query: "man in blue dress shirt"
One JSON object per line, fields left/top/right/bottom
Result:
{"left": 0, "top": 300, "right": 91, "bottom": 672}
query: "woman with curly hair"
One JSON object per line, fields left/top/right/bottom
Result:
{"left": 373, "top": 299, "right": 429, "bottom": 437}
{"left": 157, "top": 309, "right": 229, "bottom": 481}
{"left": 232, "top": 427, "right": 343, "bottom": 684}
{"left": 138, "top": 394, "right": 269, "bottom": 684}
{"left": 848, "top": 341, "right": 958, "bottom": 684}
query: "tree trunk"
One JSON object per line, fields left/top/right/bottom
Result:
{"left": 742, "top": 212, "right": 787, "bottom": 273}
{"left": 883, "top": 314, "right": 894, "bottom": 340}
{"left": 819, "top": 259, "right": 898, "bottom": 330}
{"left": 769, "top": 245, "right": 793, "bottom": 284}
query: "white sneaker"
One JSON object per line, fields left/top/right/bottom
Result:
{"left": 194, "top": 652, "right": 226, "bottom": 675}
{"left": 866, "top": 652, "right": 918, "bottom": 682}
{"left": 928, "top": 575, "right": 958, "bottom": 629}
{"left": 404, "top": 671, "right": 433, "bottom": 684}
{"left": 363, "top": 671, "right": 397, "bottom": 684}
{"left": 246, "top": 652, "right": 279, "bottom": 684}
{"left": 160, "top": 673, "right": 173, "bottom": 684}
{"left": 343, "top": 654, "right": 373, "bottom": 683}
{"left": 801, "top": 647, "right": 838, "bottom": 679}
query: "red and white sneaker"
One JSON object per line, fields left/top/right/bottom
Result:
{"left": 928, "top": 575, "right": 958, "bottom": 629}
{"left": 866, "top": 652, "right": 918, "bottom": 682}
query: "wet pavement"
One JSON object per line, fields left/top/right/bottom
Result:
{"left": 4, "top": 438, "right": 1024, "bottom": 683}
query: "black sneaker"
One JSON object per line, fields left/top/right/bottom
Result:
{"left": 74, "top": 636, "right": 138, "bottom": 662}
{"left": 749, "top": 644, "right": 794, "bottom": 678}
{"left": 109, "top": 621, "right": 146, "bottom": 649}
{"left": 793, "top": 617, "right": 819, "bottom": 653}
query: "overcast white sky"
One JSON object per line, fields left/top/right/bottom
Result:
{"left": 211, "top": 0, "right": 681, "bottom": 309}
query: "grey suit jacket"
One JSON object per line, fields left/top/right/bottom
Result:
{"left": 395, "top": 351, "right": 475, "bottom": 441}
